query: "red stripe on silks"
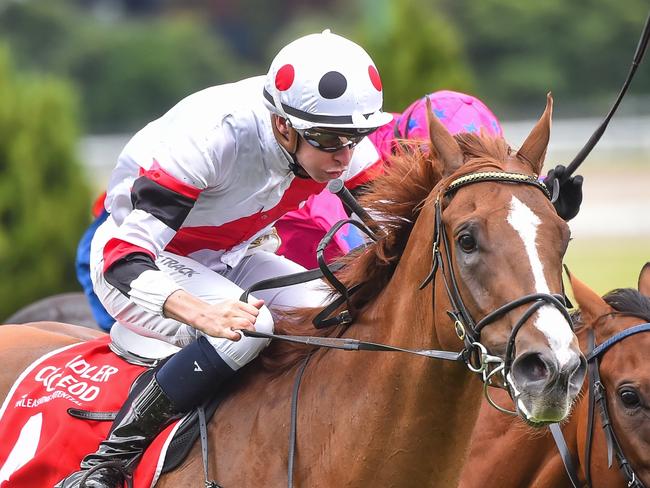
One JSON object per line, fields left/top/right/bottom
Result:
{"left": 344, "top": 158, "right": 384, "bottom": 189}
{"left": 138, "top": 160, "right": 202, "bottom": 200}
{"left": 166, "top": 177, "right": 326, "bottom": 256}
{"left": 91, "top": 192, "right": 107, "bottom": 218}
{"left": 103, "top": 238, "right": 155, "bottom": 272}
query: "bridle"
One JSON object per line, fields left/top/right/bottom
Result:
{"left": 419, "top": 171, "right": 573, "bottom": 413}
{"left": 551, "top": 319, "right": 650, "bottom": 488}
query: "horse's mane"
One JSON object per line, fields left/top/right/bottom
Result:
{"left": 260, "top": 133, "right": 514, "bottom": 372}
{"left": 603, "top": 288, "right": 650, "bottom": 322}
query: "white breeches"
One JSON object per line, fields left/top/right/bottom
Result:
{"left": 90, "top": 217, "right": 330, "bottom": 370}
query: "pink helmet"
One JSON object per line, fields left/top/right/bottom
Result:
{"left": 369, "top": 90, "right": 503, "bottom": 160}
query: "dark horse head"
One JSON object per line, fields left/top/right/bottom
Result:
{"left": 571, "top": 263, "right": 650, "bottom": 486}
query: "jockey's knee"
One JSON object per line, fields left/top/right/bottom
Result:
{"left": 203, "top": 302, "right": 274, "bottom": 370}
{"left": 254, "top": 303, "right": 274, "bottom": 335}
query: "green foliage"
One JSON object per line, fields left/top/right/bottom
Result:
{"left": 356, "top": 0, "right": 474, "bottom": 112}
{"left": 67, "top": 18, "right": 252, "bottom": 132}
{"left": 441, "top": 0, "right": 650, "bottom": 117}
{"left": 0, "top": 1, "right": 252, "bottom": 132}
{"left": 0, "top": 46, "right": 91, "bottom": 320}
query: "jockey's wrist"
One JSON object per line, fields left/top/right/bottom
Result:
{"left": 163, "top": 289, "right": 210, "bottom": 328}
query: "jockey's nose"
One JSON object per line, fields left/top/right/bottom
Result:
{"left": 333, "top": 145, "right": 353, "bottom": 166}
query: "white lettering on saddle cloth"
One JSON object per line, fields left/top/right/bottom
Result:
{"left": 20, "top": 355, "right": 119, "bottom": 406}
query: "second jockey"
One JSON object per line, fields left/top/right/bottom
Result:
{"left": 57, "top": 30, "right": 392, "bottom": 488}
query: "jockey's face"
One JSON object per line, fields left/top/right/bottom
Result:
{"left": 274, "top": 116, "right": 355, "bottom": 183}
{"left": 294, "top": 134, "right": 354, "bottom": 183}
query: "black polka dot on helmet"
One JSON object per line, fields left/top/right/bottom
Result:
{"left": 318, "top": 71, "right": 347, "bottom": 100}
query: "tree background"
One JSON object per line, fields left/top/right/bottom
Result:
{"left": 0, "top": 45, "right": 90, "bottom": 319}
{"left": 0, "top": 0, "right": 648, "bottom": 317}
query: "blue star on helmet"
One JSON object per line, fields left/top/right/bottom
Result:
{"left": 407, "top": 117, "right": 419, "bottom": 132}
{"left": 464, "top": 122, "right": 478, "bottom": 133}
{"left": 434, "top": 108, "right": 446, "bottom": 119}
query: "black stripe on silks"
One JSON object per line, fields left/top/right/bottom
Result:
{"left": 131, "top": 176, "right": 195, "bottom": 231}
{"left": 105, "top": 252, "right": 159, "bottom": 297}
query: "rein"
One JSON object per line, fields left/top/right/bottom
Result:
{"left": 551, "top": 321, "right": 650, "bottom": 488}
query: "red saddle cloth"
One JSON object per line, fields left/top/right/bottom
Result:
{"left": 0, "top": 336, "right": 181, "bottom": 488}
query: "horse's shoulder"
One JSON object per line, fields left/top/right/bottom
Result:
{"left": 8, "top": 321, "right": 106, "bottom": 342}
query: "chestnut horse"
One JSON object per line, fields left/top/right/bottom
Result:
{"left": 459, "top": 263, "right": 650, "bottom": 488}
{"left": 0, "top": 95, "right": 585, "bottom": 487}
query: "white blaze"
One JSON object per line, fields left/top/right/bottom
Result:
{"left": 507, "top": 196, "right": 574, "bottom": 367}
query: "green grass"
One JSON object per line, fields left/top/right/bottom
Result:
{"left": 563, "top": 236, "right": 649, "bottom": 297}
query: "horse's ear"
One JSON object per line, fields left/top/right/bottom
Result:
{"left": 565, "top": 265, "right": 611, "bottom": 327}
{"left": 638, "top": 262, "right": 650, "bottom": 297}
{"left": 517, "top": 93, "right": 553, "bottom": 175}
{"left": 427, "top": 97, "right": 464, "bottom": 176}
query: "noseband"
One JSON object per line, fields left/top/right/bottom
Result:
{"left": 419, "top": 171, "right": 572, "bottom": 412}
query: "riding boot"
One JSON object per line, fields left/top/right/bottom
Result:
{"left": 54, "top": 374, "right": 182, "bottom": 488}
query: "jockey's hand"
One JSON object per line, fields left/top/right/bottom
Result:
{"left": 544, "top": 164, "right": 583, "bottom": 221}
{"left": 163, "top": 291, "right": 264, "bottom": 341}
{"left": 198, "top": 298, "right": 265, "bottom": 341}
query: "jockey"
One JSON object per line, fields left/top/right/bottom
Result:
{"left": 276, "top": 89, "right": 583, "bottom": 269}
{"left": 57, "top": 30, "right": 392, "bottom": 488}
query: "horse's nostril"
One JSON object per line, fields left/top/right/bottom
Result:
{"left": 512, "top": 352, "right": 551, "bottom": 385}
{"left": 569, "top": 354, "right": 587, "bottom": 388}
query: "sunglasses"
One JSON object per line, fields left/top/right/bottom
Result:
{"left": 296, "top": 127, "right": 372, "bottom": 153}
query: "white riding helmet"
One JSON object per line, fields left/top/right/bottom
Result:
{"left": 263, "top": 30, "right": 393, "bottom": 132}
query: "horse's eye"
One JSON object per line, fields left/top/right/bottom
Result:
{"left": 619, "top": 388, "right": 641, "bottom": 408}
{"left": 458, "top": 234, "right": 477, "bottom": 253}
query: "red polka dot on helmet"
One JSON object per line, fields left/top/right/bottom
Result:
{"left": 368, "top": 65, "right": 382, "bottom": 91}
{"left": 263, "top": 30, "right": 393, "bottom": 131}
{"left": 275, "top": 64, "right": 295, "bottom": 91}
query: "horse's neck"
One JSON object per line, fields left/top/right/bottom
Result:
{"left": 299, "top": 236, "right": 484, "bottom": 484}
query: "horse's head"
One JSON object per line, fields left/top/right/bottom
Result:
{"left": 570, "top": 264, "right": 650, "bottom": 487}
{"left": 424, "top": 94, "right": 585, "bottom": 424}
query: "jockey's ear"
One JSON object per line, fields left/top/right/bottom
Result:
{"left": 271, "top": 115, "right": 298, "bottom": 154}
{"left": 639, "top": 262, "right": 650, "bottom": 297}
{"left": 426, "top": 97, "right": 463, "bottom": 177}
{"left": 517, "top": 93, "right": 552, "bottom": 175}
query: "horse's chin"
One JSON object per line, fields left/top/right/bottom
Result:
{"left": 514, "top": 393, "right": 572, "bottom": 426}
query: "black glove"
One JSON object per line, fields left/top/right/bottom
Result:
{"left": 544, "top": 164, "right": 583, "bottom": 221}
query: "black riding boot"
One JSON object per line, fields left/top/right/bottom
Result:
{"left": 55, "top": 374, "right": 182, "bottom": 488}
